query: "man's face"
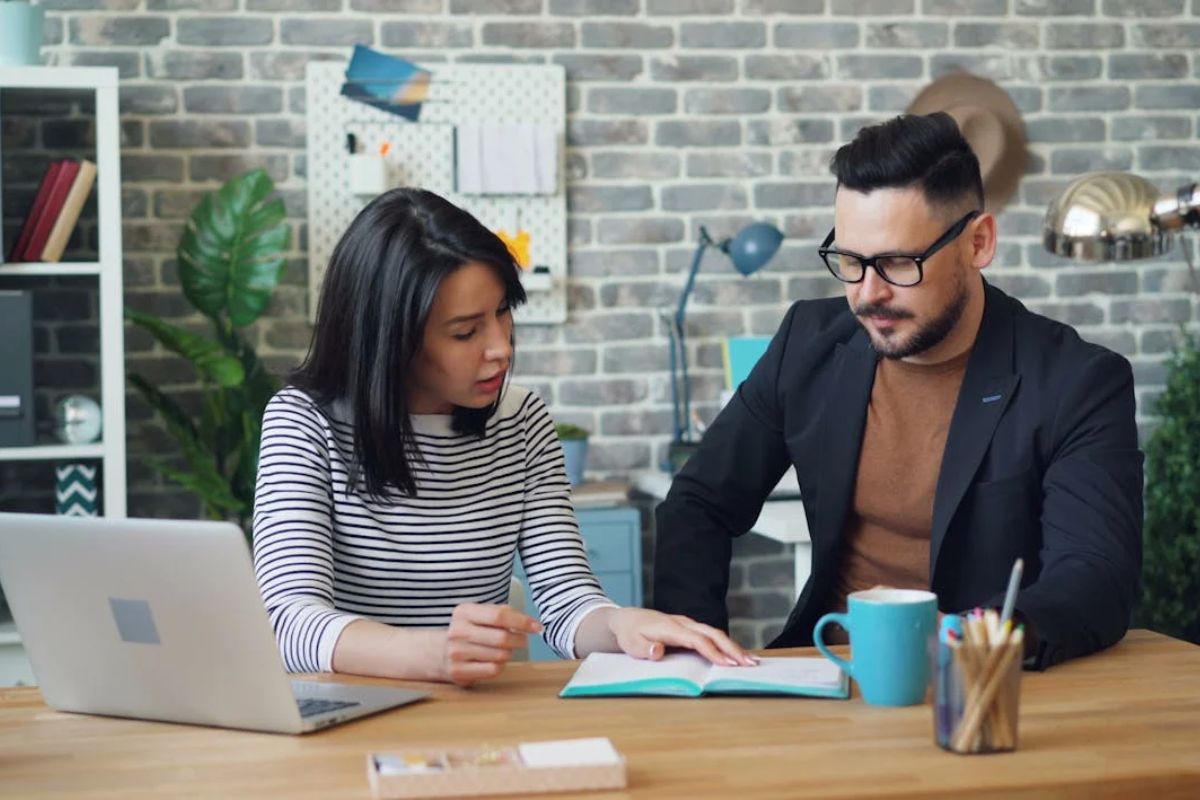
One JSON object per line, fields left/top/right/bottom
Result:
{"left": 833, "top": 187, "right": 976, "bottom": 360}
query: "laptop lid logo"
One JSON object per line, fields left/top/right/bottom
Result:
{"left": 109, "top": 598, "right": 161, "bottom": 645}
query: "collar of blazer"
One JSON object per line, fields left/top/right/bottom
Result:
{"left": 813, "top": 280, "right": 1021, "bottom": 578}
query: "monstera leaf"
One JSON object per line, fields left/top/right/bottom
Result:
{"left": 177, "top": 168, "right": 290, "bottom": 327}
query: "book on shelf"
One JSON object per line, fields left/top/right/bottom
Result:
{"left": 39, "top": 160, "right": 96, "bottom": 263}
{"left": 7, "top": 159, "right": 96, "bottom": 264}
{"left": 8, "top": 160, "right": 65, "bottom": 262}
{"left": 570, "top": 480, "right": 630, "bottom": 509}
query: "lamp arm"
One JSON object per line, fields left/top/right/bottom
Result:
{"left": 1152, "top": 182, "right": 1200, "bottom": 231}
{"left": 671, "top": 228, "right": 714, "bottom": 444}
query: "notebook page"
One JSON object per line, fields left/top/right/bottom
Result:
{"left": 564, "top": 652, "right": 712, "bottom": 690}
{"left": 704, "top": 657, "right": 844, "bottom": 691}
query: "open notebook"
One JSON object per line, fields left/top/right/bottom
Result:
{"left": 560, "top": 652, "right": 849, "bottom": 699}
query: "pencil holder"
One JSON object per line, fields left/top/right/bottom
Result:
{"left": 933, "top": 633, "right": 1022, "bottom": 754}
{"left": 349, "top": 153, "right": 390, "bottom": 197}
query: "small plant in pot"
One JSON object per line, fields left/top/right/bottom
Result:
{"left": 0, "top": 1, "right": 46, "bottom": 68}
{"left": 555, "top": 423, "right": 590, "bottom": 487}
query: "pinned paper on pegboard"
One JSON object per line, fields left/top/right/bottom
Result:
{"left": 306, "top": 60, "right": 567, "bottom": 324}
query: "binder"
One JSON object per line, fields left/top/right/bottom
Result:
{"left": 0, "top": 291, "right": 35, "bottom": 446}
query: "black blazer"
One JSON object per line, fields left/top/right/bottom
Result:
{"left": 653, "top": 282, "right": 1143, "bottom": 669}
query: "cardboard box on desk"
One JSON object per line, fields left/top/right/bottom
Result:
{"left": 367, "top": 737, "right": 627, "bottom": 799}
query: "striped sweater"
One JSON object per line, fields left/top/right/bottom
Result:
{"left": 252, "top": 384, "right": 613, "bottom": 673}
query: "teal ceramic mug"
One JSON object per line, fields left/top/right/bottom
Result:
{"left": 813, "top": 588, "right": 937, "bottom": 707}
{"left": 0, "top": 2, "right": 45, "bottom": 67}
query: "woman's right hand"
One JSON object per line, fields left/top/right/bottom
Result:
{"left": 441, "top": 604, "right": 542, "bottom": 686}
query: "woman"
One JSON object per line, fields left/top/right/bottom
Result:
{"left": 253, "top": 188, "right": 753, "bottom": 686}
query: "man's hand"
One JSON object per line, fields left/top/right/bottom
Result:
{"left": 441, "top": 604, "right": 541, "bottom": 686}
{"left": 606, "top": 607, "right": 757, "bottom": 666}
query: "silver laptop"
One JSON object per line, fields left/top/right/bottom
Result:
{"left": 0, "top": 513, "right": 427, "bottom": 734}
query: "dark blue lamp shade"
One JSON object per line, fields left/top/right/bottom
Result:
{"left": 724, "top": 222, "right": 784, "bottom": 277}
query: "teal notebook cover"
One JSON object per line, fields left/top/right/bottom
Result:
{"left": 560, "top": 653, "right": 849, "bottom": 699}
{"left": 722, "top": 336, "right": 771, "bottom": 390}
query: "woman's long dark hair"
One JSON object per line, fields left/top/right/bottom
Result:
{"left": 291, "top": 188, "right": 526, "bottom": 499}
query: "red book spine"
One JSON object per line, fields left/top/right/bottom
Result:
{"left": 23, "top": 160, "right": 81, "bottom": 262}
{"left": 9, "top": 160, "right": 63, "bottom": 262}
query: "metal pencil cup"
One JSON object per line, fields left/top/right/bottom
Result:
{"left": 934, "top": 636, "right": 1022, "bottom": 754}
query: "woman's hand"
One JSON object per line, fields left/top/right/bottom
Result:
{"left": 606, "top": 607, "right": 757, "bottom": 666}
{"left": 441, "top": 604, "right": 542, "bottom": 687}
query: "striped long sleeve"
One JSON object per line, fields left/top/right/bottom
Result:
{"left": 252, "top": 385, "right": 613, "bottom": 672}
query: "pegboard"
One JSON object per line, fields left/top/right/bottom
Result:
{"left": 305, "top": 61, "right": 567, "bottom": 324}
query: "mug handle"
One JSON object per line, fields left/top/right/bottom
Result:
{"left": 813, "top": 612, "right": 853, "bottom": 677}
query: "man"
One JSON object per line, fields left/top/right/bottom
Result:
{"left": 653, "top": 113, "right": 1143, "bottom": 670}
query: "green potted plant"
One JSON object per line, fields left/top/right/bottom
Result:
{"left": 0, "top": 1, "right": 45, "bottom": 67}
{"left": 555, "top": 422, "right": 590, "bottom": 487}
{"left": 125, "top": 169, "right": 289, "bottom": 534}
{"left": 1136, "top": 331, "right": 1200, "bottom": 645}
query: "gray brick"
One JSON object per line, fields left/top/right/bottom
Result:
{"left": 684, "top": 89, "right": 771, "bottom": 115}
{"left": 569, "top": 186, "right": 654, "bottom": 213}
{"left": 692, "top": 278, "right": 780, "bottom": 306}
{"left": 1138, "top": 146, "right": 1200, "bottom": 171}
{"left": 774, "top": 22, "right": 858, "bottom": 49}
{"left": 352, "top": 0, "right": 444, "bottom": 8}
{"left": 121, "top": 155, "right": 183, "bottom": 183}
{"left": 747, "top": 560, "right": 794, "bottom": 589}
{"left": 177, "top": 18, "right": 274, "bottom": 46}
{"left": 597, "top": 218, "right": 685, "bottom": 245}
{"left": 930, "top": 54, "right": 1016, "bottom": 81}
{"left": 777, "top": 86, "right": 862, "bottom": 113}
{"left": 1007, "top": 86, "right": 1044, "bottom": 113}
{"left": 1132, "top": 24, "right": 1200, "bottom": 48}
{"left": 455, "top": 0, "right": 541, "bottom": 10}
{"left": 681, "top": 22, "right": 767, "bottom": 49}
{"left": 648, "top": 0, "right": 731, "bottom": 12}
{"left": 1035, "top": 55, "right": 1103, "bottom": 80}
{"left": 599, "top": 280, "right": 677, "bottom": 308}
{"left": 482, "top": 22, "right": 574, "bottom": 48}
{"left": 183, "top": 86, "right": 283, "bottom": 115}
{"left": 119, "top": 85, "right": 178, "bottom": 115}
{"left": 687, "top": 153, "right": 772, "bottom": 178}
{"left": 189, "top": 155, "right": 289, "bottom": 184}
{"left": 782, "top": 215, "right": 836, "bottom": 242}
{"left": 149, "top": 120, "right": 250, "bottom": 149}
{"left": 655, "top": 120, "right": 740, "bottom": 147}
{"left": 1021, "top": 179, "right": 1075, "bottom": 208}
{"left": 566, "top": 152, "right": 587, "bottom": 181}
{"left": 650, "top": 56, "right": 738, "bottom": 82}
{"left": 866, "top": 22, "right": 948, "bottom": 48}
{"left": 68, "top": 51, "right": 140, "bottom": 79}
{"left": 551, "top": 0, "right": 638, "bottom": 12}
{"left": 832, "top": 0, "right": 914, "bottom": 12}
{"left": 748, "top": 119, "right": 834, "bottom": 146}
{"left": 569, "top": 249, "right": 660, "bottom": 278}
{"left": 592, "top": 152, "right": 680, "bottom": 179}
{"left": 122, "top": 188, "right": 148, "bottom": 219}
{"left": 1048, "top": 86, "right": 1130, "bottom": 112}
{"left": 755, "top": 182, "right": 832, "bottom": 209}
{"left": 1016, "top": 0, "right": 1096, "bottom": 14}
{"left": 1028, "top": 301, "right": 1105, "bottom": 326}
{"left": 69, "top": 16, "right": 169, "bottom": 46}
{"left": 249, "top": 52, "right": 342, "bottom": 81}
{"left": 581, "top": 21, "right": 673, "bottom": 48}
{"left": 381, "top": 22, "right": 472, "bottom": 48}
{"left": 281, "top": 19, "right": 373, "bottom": 46}
{"left": 745, "top": 55, "right": 828, "bottom": 81}
{"left": 954, "top": 22, "right": 1039, "bottom": 48}
{"left": 744, "top": 0, "right": 822, "bottom": 10}
{"left": 1057, "top": 271, "right": 1139, "bottom": 297}
{"left": 455, "top": 53, "right": 546, "bottom": 66}
{"left": 840, "top": 54, "right": 921, "bottom": 79}
{"left": 1109, "top": 54, "right": 1189, "bottom": 80}
{"left": 145, "top": 51, "right": 242, "bottom": 80}
{"left": 148, "top": 0, "right": 236, "bottom": 7}
{"left": 256, "top": 119, "right": 306, "bottom": 148}
{"left": 868, "top": 86, "right": 914, "bottom": 112}
{"left": 662, "top": 184, "right": 748, "bottom": 212}
{"left": 1045, "top": 23, "right": 1123, "bottom": 49}
{"left": 563, "top": 312, "right": 653, "bottom": 344}
{"left": 1081, "top": 330, "right": 1138, "bottom": 358}
{"left": 1110, "top": 299, "right": 1192, "bottom": 325}
{"left": 1142, "top": 328, "right": 1183, "bottom": 354}
{"left": 588, "top": 88, "right": 675, "bottom": 115}
{"left": 1134, "top": 86, "right": 1200, "bottom": 110}
{"left": 568, "top": 119, "right": 648, "bottom": 146}
{"left": 553, "top": 55, "right": 642, "bottom": 81}
{"left": 1025, "top": 118, "right": 1105, "bottom": 143}
{"left": 1104, "top": 0, "right": 1184, "bottom": 14}
{"left": 924, "top": 0, "right": 1006, "bottom": 11}
{"left": 518, "top": 348, "right": 597, "bottom": 376}
{"left": 153, "top": 189, "right": 209, "bottom": 219}
{"left": 984, "top": 273, "right": 1053, "bottom": 298}
{"left": 248, "top": 0, "right": 339, "bottom": 8}
{"left": 599, "top": 407, "right": 672, "bottom": 434}
{"left": 1050, "top": 147, "right": 1133, "bottom": 174}
{"left": 1113, "top": 116, "right": 1191, "bottom": 141}
{"left": 727, "top": 590, "right": 794, "bottom": 618}
{"left": 587, "top": 441, "right": 651, "bottom": 472}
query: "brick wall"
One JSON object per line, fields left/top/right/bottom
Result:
{"left": 5, "top": 0, "right": 1198, "bottom": 646}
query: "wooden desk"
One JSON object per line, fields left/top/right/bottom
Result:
{"left": 1, "top": 630, "right": 1197, "bottom": 798}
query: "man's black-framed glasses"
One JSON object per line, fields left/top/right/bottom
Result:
{"left": 818, "top": 210, "right": 981, "bottom": 287}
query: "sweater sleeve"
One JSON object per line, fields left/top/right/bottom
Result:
{"left": 515, "top": 392, "right": 616, "bottom": 658}
{"left": 252, "top": 390, "right": 363, "bottom": 672}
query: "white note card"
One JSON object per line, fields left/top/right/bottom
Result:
{"left": 518, "top": 737, "right": 621, "bottom": 768}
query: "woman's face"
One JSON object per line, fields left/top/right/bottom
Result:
{"left": 407, "top": 261, "right": 514, "bottom": 415}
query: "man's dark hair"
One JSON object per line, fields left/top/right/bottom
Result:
{"left": 830, "top": 112, "right": 985, "bottom": 211}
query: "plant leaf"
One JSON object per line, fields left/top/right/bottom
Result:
{"left": 125, "top": 309, "right": 244, "bottom": 387}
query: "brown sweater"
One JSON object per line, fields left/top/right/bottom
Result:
{"left": 824, "top": 349, "right": 970, "bottom": 642}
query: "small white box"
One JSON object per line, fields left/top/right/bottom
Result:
{"left": 349, "top": 153, "right": 390, "bottom": 197}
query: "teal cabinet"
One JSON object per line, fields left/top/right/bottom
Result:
{"left": 515, "top": 506, "right": 642, "bottom": 661}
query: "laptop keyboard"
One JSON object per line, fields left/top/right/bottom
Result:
{"left": 296, "top": 697, "right": 361, "bottom": 718}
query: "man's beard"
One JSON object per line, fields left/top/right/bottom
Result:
{"left": 856, "top": 279, "right": 969, "bottom": 360}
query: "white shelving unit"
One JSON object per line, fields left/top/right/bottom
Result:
{"left": 0, "top": 66, "right": 126, "bottom": 686}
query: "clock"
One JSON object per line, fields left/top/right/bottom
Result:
{"left": 54, "top": 395, "right": 103, "bottom": 444}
